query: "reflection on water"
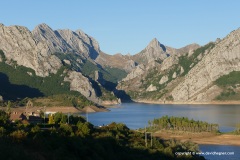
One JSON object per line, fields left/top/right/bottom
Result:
{"left": 86, "top": 103, "right": 240, "bottom": 132}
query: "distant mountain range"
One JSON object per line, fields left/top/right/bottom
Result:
{"left": 0, "top": 23, "right": 240, "bottom": 104}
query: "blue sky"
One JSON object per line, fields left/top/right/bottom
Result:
{"left": 1, "top": 0, "right": 240, "bottom": 55}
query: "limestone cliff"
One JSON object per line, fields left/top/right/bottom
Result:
{"left": 0, "top": 23, "right": 111, "bottom": 104}
{"left": 0, "top": 24, "right": 62, "bottom": 77}
{"left": 120, "top": 28, "right": 240, "bottom": 103}
{"left": 171, "top": 28, "right": 240, "bottom": 102}
{"left": 2, "top": 22, "right": 240, "bottom": 103}
{"left": 132, "top": 38, "right": 199, "bottom": 65}
{"left": 64, "top": 71, "right": 101, "bottom": 104}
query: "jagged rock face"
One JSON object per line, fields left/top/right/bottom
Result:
{"left": 0, "top": 23, "right": 102, "bottom": 77}
{"left": 32, "top": 24, "right": 100, "bottom": 60}
{"left": 64, "top": 71, "right": 101, "bottom": 104}
{"left": 58, "top": 29, "right": 100, "bottom": 59}
{"left": 160, "top": 55, "right": 179, "bottom": 71}
{"left": 122, "top": 64, "right": 145, "bottom": 81}
{"left": 0, "top": 24, "right": 62, "bottom": 76}
{"left": 171, "top": 28, "right": 240, "bottom": 101}
{"left": 120, "top": 40, "right": 199, "bottom": 86}
{"left": 32, "top": 24, "right": 70, "bottom": 53}
{"left": 132, "top": 39, "right": 200, "bottom": 65}
{"left": 133, "top": 38, "right": 169, "bottom": 64}
{"left": 124, "top": 59, "right": 137, "bottom": 72}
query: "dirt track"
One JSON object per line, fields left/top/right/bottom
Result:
{"left": 154, "top": 130, "right": 240, "bottom": 146}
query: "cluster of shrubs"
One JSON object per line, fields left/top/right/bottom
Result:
{"left": 0, "top": 110, "right": 205, "bottom": 160}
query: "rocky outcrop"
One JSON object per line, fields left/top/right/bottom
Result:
{"left": 171, "top": 28, "right": 240, "bottom": 101}
{"left": 94, "top": 70, "right": 106, "bottom": 85}
{"left": 160, "top": 55, "right": 179, "bottom": 71}
{"left": 146, "top": 84, "right": 157, "bottom": 92}
{"left": 172, "top": 72, "right": 177, "bottom": 79}
{"left": 32, "top": 24, "right": 100, "bottom": 60}
{"left": 64, "top": 71, "right": 101, "bottom": 104}
{"left": 122, "top": 64, "right": 145, "bottom": 81}
{"left": 101, "top": 98, "right": 121, "bottom": 105}
{"left": 180, "top": 66, "right": 184, "bottom": 74}
{"left": 0, "top": 24, "right": 62, "bottom": 76}
{"left": 159, "top": 75, "right": 168, "bottom": 84}
{"left": 133, "top": 39, "right": 199, "bottom": 65}
{"left": 124, "top": 59, "right": 137, "bottom": 72}
{"left": 133, "top": 38, "right": 169, "bottom": 64}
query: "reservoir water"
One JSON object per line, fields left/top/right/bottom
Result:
{"left": 199, "top": 144, "right": 240, "bottom": 160}
{"left": 87, "top": 103, "right": 240, "bottom": 132}
{"left": 85, "top": 103, "right": 240, "bottom": 160}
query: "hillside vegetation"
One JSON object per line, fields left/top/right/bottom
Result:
{"left": 0, "top": 50, "right": 94, "bottom": 107}
{"left": 215, "top": 71, "right": 240, "bottom": 100}
{"left": 0, "top": 110, "right": 205, "bottom": 160}
{"left": 0, "top": 50, "right": 121, "bottom": 103}
{"left": 54, "top": 52, "right": 127, "bottom": 84}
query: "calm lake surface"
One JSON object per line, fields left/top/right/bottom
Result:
{"left": 85, "top": 103, "right": 240, "bottom": 160}
{"left": 199, "top": 145, "right": 240, "bottom": 160}
{"left": 87, "top": 103, "right": 240, "bottom": 132}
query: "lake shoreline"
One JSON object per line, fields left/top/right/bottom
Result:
{"left": 153, "top": 130, "right": 240, "bottom": 146}
{"left": 1, "top": 105, "right": 109, "bottom": 115}
{"left": 135, "top": 99, "right": 240, "bottom": 105}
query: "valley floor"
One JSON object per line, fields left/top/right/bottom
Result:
{"left": 153, "top": 130, "right": 240, "bottom": 146}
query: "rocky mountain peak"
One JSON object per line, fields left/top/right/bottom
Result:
{"left": 32, "top": 23, "right": 55, "bottom": 40}
{"left": 34, "top": 23, "right": 52, "bottom": 30}
{"left": 75, "top": 29, "right": 101, "bottom": 58}
{"left": 146, "top": 38, "right": 166, "bottom": 52}
{"left": 132, "top": 38, "right": 169, "bottom": 64}
{"left": 0, "top": 23, "right": 104, "bottom": 77}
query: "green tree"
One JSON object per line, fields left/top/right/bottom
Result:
{"left": 6, "top": 101, "right": 12, "bottom": 115}
{"left": 59, "top": 124, "right": 73, "bottom": 136}
{"left": 53, "top": 112, "right": 62, "bottom": 124}
{"left": 31, "top": 125, "right": 41, "bottom": 134}
{"left": 10, "top": 130, "right": 28, "bottom": 142}
{"left": 48, "top": 114, "right": 55, "bottom": 124}
{"left": 76, "top": 122, "right": 93, "bottom": 136}
{"left": 0, "top": 127, "right": 6, "bottom": 137}
{"left": 0, "top": 110, "right": 9, "bottom": 125}
{"left": 52, "top": 112, "right": 68, "bottom": 124}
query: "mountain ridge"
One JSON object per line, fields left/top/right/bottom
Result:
{"left": 119, "top": 27, "right": 240, "bottom": 102}
{"left": 1, "top": 22, "right": 239, "bottom": 104}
